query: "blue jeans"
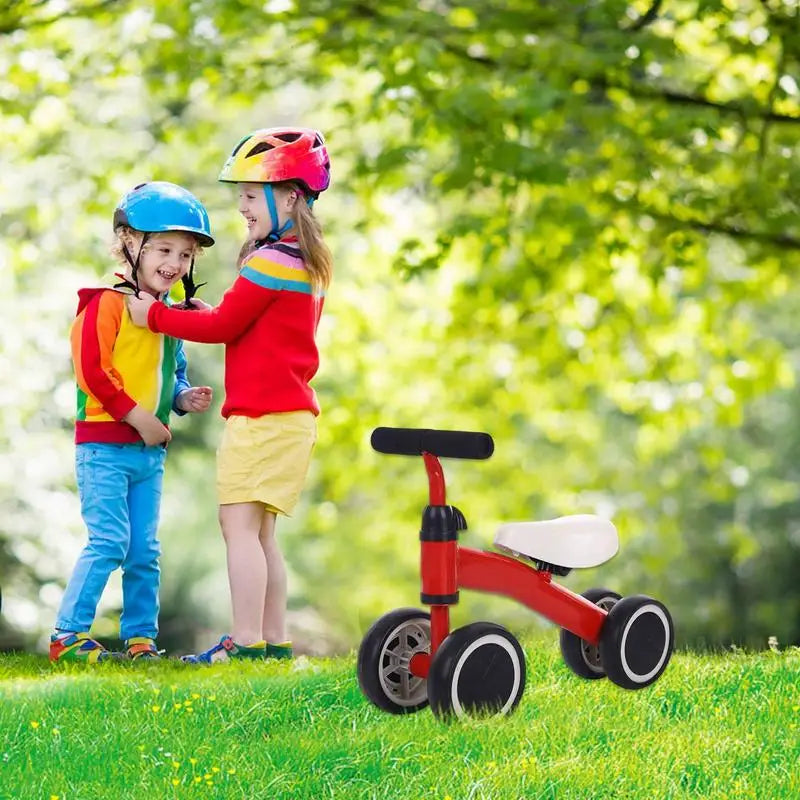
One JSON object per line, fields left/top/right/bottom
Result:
{"left": 56, "top": 443, "right": 166, "bottom": 640}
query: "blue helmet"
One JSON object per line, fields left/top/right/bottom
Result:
{"left": 113, "top": 181, "right": 214, "bottom": 247}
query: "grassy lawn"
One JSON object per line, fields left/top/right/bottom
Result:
{"left": 0, "top": 639, "right": 797, "bottom": 799}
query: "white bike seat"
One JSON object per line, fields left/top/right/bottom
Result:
{"left": 493, "top": 514, "right": 618, "bottom": 568}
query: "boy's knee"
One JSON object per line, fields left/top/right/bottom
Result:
{"left": 126, "top": 540, "right": 161, "bottom": 568}
{"left": 88, "top": 536, "right": 128, "bottom": 565}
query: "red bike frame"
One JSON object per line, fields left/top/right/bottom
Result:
{"left": 409, "top": 452, "right": 608, "bottom": 679}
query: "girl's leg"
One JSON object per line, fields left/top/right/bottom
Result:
{"left": 120, "top": 446, "right": 165, "bottom": 641}
{"left": 258, "top": 510, "right": 287, "bottom": 643}
{"left": 219, "top": 501, "right": 267, "bottom": 645}
{"left": 56, "top": 445, "right": 132, "bottom": 633}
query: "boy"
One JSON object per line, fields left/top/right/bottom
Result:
{"left": 50, "top": 182, "right": 214, "bottom": 662}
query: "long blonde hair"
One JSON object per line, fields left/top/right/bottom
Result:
{"left": 237, "top": 182, "right": 333, "bottom": 294}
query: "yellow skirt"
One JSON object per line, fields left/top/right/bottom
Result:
{"left": 216, "top": 411, "right": 317, "bottom": 515}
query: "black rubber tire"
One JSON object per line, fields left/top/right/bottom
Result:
{"left": 599, "top": 594, "right": 674, "bottom": 690}
{"left": 559, "top": 587, "right": 622, "bottom": 679}
{"left": 427, "top": 621, "right": 526, "bottom": 720}
{"left": 357, "top": 608, "right": 431, "bottom": 714}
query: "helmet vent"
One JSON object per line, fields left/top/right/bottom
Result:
{"left": 275, "top": 132, "right": 302, "bottom": 143}
{"left": 230, "top": 134, "right": 252, "bottom": 158}
{"left": 247, "top": 141, "right": 276, "bottom": 157}
{"left": 313, "top": 135, "right": 324, "bottom": 148}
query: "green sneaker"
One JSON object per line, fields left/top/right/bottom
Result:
{"left": 181, "top": 635, "right": 266, "bottom": 664}
{"left": 265, "top": 641, "right": 293, "bottom": 660}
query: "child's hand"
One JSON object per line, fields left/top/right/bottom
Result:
{"left": 181, "top": 298, "right": 213, "bottom": 311}
{"left": 123, "top": 405, "right": 172, "bottom": 446}
{"left": 127, "top": 292, "right": 157, "bottom": 327}
{"left": 176, "top": 386, "right": 213, "bottom": 413}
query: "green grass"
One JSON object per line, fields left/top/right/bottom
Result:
{"left": 0, "top": 641, "right": 797, "bottom": 800}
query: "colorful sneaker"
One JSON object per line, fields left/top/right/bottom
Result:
{"left": 125, "top": 637, "right": 161, "bottom": 660}
{"left": 181, "top": 635, "right": 266, "bottom": 664}
{"left": 49, "top": 632, "right": 115, "bottom": 664}
{"left": 265, "top": 641, "right": 293, "bottom": 660}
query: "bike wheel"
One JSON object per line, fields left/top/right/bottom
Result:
{"left": 427, "top": 621, "right": 526, "bottom": 720}
{"left": 599, "top": 594, "right": 674, "bottom": 689}
{"left": 559, "top": 587, "right": 621, "bottom": 679}
{"left": 357, "top": 608, "right": 431, "bottom": 714}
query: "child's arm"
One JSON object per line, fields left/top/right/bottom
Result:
{"left": 147, "top": 273, "right": 276, "bottom": 344}
{"left": 172, "top": 340, "right": 213, "bottom": 414}
{"left": 74, "top": 291, "right": 137, "bottom": 419}
{"left": 171, "top": 339, "right": 191, "bottom": 416}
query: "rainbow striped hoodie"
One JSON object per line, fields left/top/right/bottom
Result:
{"left": 71, "top": 288, "right": 189, "bottom": 444}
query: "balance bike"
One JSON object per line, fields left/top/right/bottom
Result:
{"left": 357, "top": 427, "right": 675, "bottom": 720}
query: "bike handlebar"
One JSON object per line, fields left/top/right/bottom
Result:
{"left": 371, "top": 427, "right": 494, "bottom": 460}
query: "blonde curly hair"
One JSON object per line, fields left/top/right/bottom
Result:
{"left": 110, "top": 226, "right": 205, "bottom": 267}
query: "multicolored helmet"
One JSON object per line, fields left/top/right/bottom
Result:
{"left": 113, "top": 181, "right": 214, "bottom": 247}
{"left": 218, "top": 127, "right": 331, "bottom": 197}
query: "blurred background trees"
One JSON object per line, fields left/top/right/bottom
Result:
{"left": 1, "top": 0, "right": 798, "bottom": 653}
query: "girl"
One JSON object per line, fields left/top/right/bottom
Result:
{"left": 128, "top": 128, "right": 332, "bottom": 663}
{"left": 51, "top": 182, "right": 214, "bottom": 663}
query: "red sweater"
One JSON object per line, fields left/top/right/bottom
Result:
{"left": 147, "top": 243, "right": 324, "bottom": 418}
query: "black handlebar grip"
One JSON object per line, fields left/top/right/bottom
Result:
{"left": 371, "top": 427, "right": 494, "bottom": 460}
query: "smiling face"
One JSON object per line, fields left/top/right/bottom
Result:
{"left": 238, "top": 182, "right": 298, "bottom": 242}
{"left": 132, "top": 231, "right": 198, "bottom": 297}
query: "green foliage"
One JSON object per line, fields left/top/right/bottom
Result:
{"left": 1, "top": 643, "right": 798, "bottom": 798}
{"left": 1, "top": 0, "right": 799, "bottom": 651}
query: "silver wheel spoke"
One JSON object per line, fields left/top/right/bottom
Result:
{"left": 377, "top": 618, "right": 431, "bottom": 706}
{"left": 400, "top": 667, "right": 411, "bottom": 698}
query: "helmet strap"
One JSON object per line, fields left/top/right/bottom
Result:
{"left": 181, "top": 255, "right": 207, "bottom": 308}
{"left": 118, "top": 231, "right": 150, "bottom": 297}
{"left": 263, "top": 184, "right": 294, "bottom": 243}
